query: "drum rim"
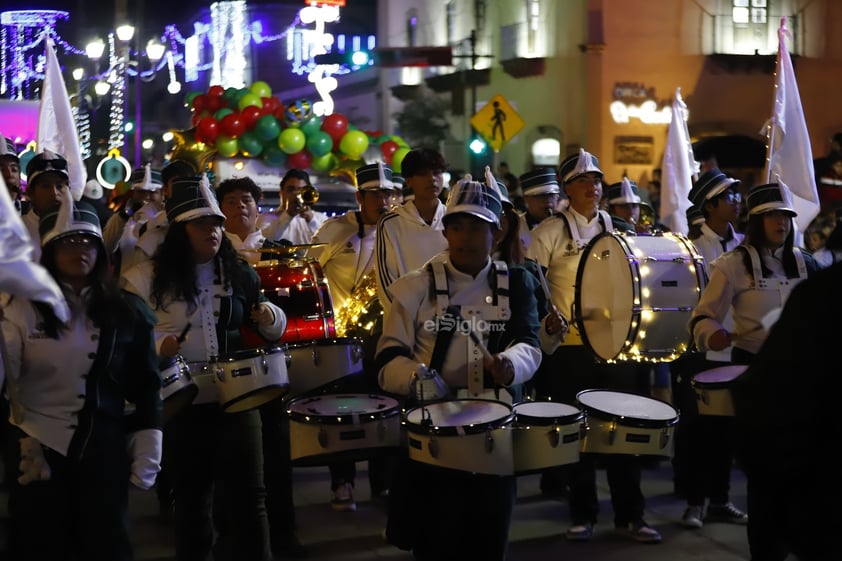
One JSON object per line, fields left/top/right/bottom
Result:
{"left": 575, "top": 389, "right": 679, "bottom": 428}
{"left": 216, "top": 347, "right": 275, "bottom": 362}
{"left": 403, "top": 399, "right": 514, "bottom": 436}
{"left": 284, "top": 336, "right": 364, "bottom": 350}
{"left": 286, "top": 393, "right": 401, "bottom": 424}
{"left": 691, "top": 365, "right": 747, "bottom": 388}
{"left": 512, "top": 400, "right": 584, "bottom": 425}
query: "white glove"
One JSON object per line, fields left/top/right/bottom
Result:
{"left": 127, "top": 428, "right": 163, "bottom": 490}
{"left": 411, "top": 363, "right": 449, "bottom": 401}
{"left": 18, "top": 436, "right": 51, "bottom": 485}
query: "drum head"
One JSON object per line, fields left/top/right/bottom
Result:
{"left": 693, "top": 364, "right": 748, "bottom": 387}
{"left": 405, "top": 399, "right": 512, "bottom": 435}
{"left": 287, "top": 393, "right": 399, "bottom": 423}
{"left": 575, "top": 233, "right": 635, "bottom": 361}
{"left": 513, "top": 401, "right": 582, "bottom": 424}
{"left": 576, "top": 389, "right": 678, "bottom": 427}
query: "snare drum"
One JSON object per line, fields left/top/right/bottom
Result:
{"left": 158, "top": 355, "right": 198, "bottom": 423}
{"left": 512, "top": 401, "right": 583, "bottom": 475}
{"left": 577, "top": 389, "right": 679, "bottom": 457}
{"left": 575, "top": 231, "right": 706, "bottom": 362}
{"left": 285, "top": 337, "right": 365, "bottom": 397}
{"left": 214, "top": 346, "right": 290, "bottom": 413}
{"left": 404, "top": 399, "right": 514, "bottom": 476}
{"left": 287, "top": 393, "right": 401, "bottom": 466}
{"left": 691, "top": 365, "right": 747, "bottom": 416}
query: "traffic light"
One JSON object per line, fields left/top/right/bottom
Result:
{"left": 313, "top": 46, "right": 453, "bottom": 68}
{"left": 469, "top": 136, "right": 487, "bottom": 155}
{"left": 313, "top": 49, "right": 373, "bottom": 68}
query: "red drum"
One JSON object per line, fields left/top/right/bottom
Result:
{"left": 242, "top": 259, "right": 336, "bottom": 348}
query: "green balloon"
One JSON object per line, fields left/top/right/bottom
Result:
{"left": 238, "top": 92, "right": 262, "bottom": 111}
{"left": 238, "top": 131, "right": 264, "bottom": 157}
{"left": 300, "top": 115, "right": 323, "bottom": 137}
{"left": 249, "top": 80, "right": 272, "bottom": 98}
{"left": 306, "top": 130, "right": 333, "bottom": 157}
{"left": 184, "top": 91, "right": 201, "bottom": 107}
{"left": 254, "top": 115, "right": 282, "bottom": 142}
{"left": 278, "top": 127, "right": 306, "bottom": 154}
{"left": 223, "top": 87, "right": 239, "bottom": 100}
{"left": 310, "top": 152, "right": 337, "bottom": 172}
{"left": 262, "top": 144, "right": 287, "bottom": 167}
{"left": 392, "top": 147, "right": 411, "bottom": 173}
{"left": 214, "top": 107, "right": 234, "bottom": 121}
{"left": 339, "top": 130, "right": 369, "bottom": 160}
{"left": 215, "top": 135, "right": 239, "bottom": 158}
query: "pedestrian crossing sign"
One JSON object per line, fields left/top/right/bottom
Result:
{"left": 470, "top": 94, "right": 525, "bottom": 152}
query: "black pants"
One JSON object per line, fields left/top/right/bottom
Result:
{"left": 165, "top": 404, "right": 268, "bottom": 561}
{"left": 258, "top": 396, "right": 298, "bottom": 552}
{"left": 6, "top": 421, "right": 132, "bottom": 561}
{"left": 387, "top": 452, "right": 516, "bottom": 561}
{"left": 670, "top": 352, "right": 736, "bottom": 505}
{"left": 534, "top": 345, "right": 652, "bottom": 527}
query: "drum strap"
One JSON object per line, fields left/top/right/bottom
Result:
{"left": 744, "top": 245, "right": 808, "bottom": 289}
{"left": 556, "top": 209, "right": 613, "bottom": 250}
{"left": 429, "top": 304, "right": 461, "bottom": 376}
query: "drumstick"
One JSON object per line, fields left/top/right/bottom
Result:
{"left": 533, "top": 262, "right": 552, "bottom": 304}
{"left": 466, "top": 329, "right": 495, "bottom": 363}
{"left": 176, "top": 322, "right": 192, "bottom": 344}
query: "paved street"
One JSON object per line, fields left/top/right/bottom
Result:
{"left": 127, "top": 460, "right": 768, "bottom": 561}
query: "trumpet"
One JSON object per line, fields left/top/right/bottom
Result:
{"left": 296, "top": 185, "right": 320, "bottom": 206}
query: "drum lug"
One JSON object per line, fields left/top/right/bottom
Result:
{"left": 659, "top": 427, "right": 670, "bottom": 449}
{"left": 428, "top": 435, "right": 440, "bottom": 459}
{"left": 214, "top": 362, "right": 225, "bottom": 383}
{"left": 311, "top": 348, "right": 320, "bottom": 366}
{"left": 608, "top": 420, "right": 617, "bottom": 446}
{"left": 351, "top": 342, "right": 364, "bottom": 364}
{"left": 580, "top": 420, "right": 589, "bottom": 440}
{"left": 318, "top": 427, "right": 329, "bottom": 449}
{"left": 284, "top": 350, "right": 291, "bottom": 369}
{"left": 549, "top": 426, "right": 561, "bottom": 448}
{"left": 261, "top": 356, "right": 268, "bottom": 375}
{"left": 698, "top": 390, "right": 710, "bottom": 406}
{"left": 484, "top": 430, "right": 495, "bottom": 454}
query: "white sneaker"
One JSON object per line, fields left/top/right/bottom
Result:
{"left": 681, "top": 505, "right": 704, "bottom": 529}
{"left": 331, "top": 482, "right": 357, "bottom": 512}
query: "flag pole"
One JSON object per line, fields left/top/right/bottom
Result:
{"left": 763, "top": 17, "right": 787, "bottom": 184}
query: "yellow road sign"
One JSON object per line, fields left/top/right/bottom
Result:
{"left": 470, "top": 94, "right": 525, "bottom": 152}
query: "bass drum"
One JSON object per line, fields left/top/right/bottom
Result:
{"left": 242, "top": 258, "right": 336, "bottom": 348}
{"left": 575, "top": 231, "right": 706, "bottom": 362}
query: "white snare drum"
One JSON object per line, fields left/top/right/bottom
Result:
{"left": 577, "top": 390, "right": 679, "bottom": 457}
{"left": 575, "top": 231, "right": 706, "bottom": 362}
{"left": 512, "top": 401, "right": 583, "bottom": 475}
{"left": 285, "top": 337, "right": 364, "bottom": 397}
{"left": 213, "top": 346, "right": 289, "bottom": 413}
{"left": 158, "top": 355, "right": 198, "bottom": 423}
{"left": 287, "top": 393, "right": 401, "bottom": 466}
{"left": 404, "top": 399, "right": 514, "bottom": 476}
{"left": 692, "top": 365, "right": 747, "bottom": 416}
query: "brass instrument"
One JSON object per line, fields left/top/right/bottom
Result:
{"left": 334, "top": 271, "right": 383, "bottom": 338}
{"left": 637, "top": 202, "right": 656, "bottom": 232}
{"left": 296, "top": 185, "right": 320, "bottom": 207}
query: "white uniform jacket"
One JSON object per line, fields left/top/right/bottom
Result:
{"left": 312, "top": 210, "right": 375, "bottom": 311}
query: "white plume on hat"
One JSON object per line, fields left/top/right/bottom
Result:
{"left": 561, "top": 148, "right": 603, "bottom": 183}
{"left": 608, "top": 177, "right": 642, "bottom": 205}
{"left": 445, "top": 173, "right": 502, "bottom": 227}
{"left": 778, "top": 176, "right": 795, "bottom": 211}
{"left": 200, "top": 173, "right": 224, "bottom": 219}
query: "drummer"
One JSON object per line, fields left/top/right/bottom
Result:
{"left": 216, "top": 175, "right": 307, "bottom": 558}
{"left": 122, "top": 175, "right": 286, "bottom": 561}
{"left": 526, "top": 149, "right": 662, "bottom": 544}
{"left": 311, "top": 161, "right": 396, "bottom": 511}
{"left": 375, "top": 177, "right": 542, "bottom": 561}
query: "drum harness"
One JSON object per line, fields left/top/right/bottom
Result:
{"left": 413, "top": 260, "right": 510, "bottom": 426}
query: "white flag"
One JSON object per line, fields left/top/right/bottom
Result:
{"left": 0, "top": 174, "right": 69, "bottom": 323}
{"left": 37, "top": 37, "right": 85, "bottom": 201}
{"left": 763, "top": 17, "right": 819, "bottom": 232}
{"left": 660, "top": 87, "right": 699, "bottom": 234}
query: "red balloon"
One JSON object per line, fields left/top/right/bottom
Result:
{"left": 208, "top": 84, "right": 225, "bottom": 97}
{"left": 205, "top": 95, "right": 225, "bottom": 113}
{"left": 192, "top": 94, "right": 210, "bottom": 113}
{"left": 261, "top": 96, "right": 280, "bottom": 115}
{"left": 380, "top": 140, "right": 399, "bottom": 163}
{"left": 321, "top": 113, "right": 349, "bottom": 145}
{"left": 286, "top": 149, "right": 313, "bottom": 170}
{"left": 241, "top": 105, "right": 263, "bottom": 130}
{"left": 219, "top": 112, "right": 246, "bottom": 139}
{"left": 196, "top": 116, "right": 220, "bottom": 143}
{"left": 190, "top": 110, "right": 210, "bottom": 127}
{"left": 273, "top": 106, "right": 287, "bottom": 121}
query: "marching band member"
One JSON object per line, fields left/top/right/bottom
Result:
{"left": 258, "top": 168, "right": 326, "bottom": 245}
{"left": 216, "top": 175, "right": 306, "bottom": 559}
{"left": 518, "top": 168, "right": 562, "bottom": 249}
{"left": 673, "top": 168, "right": 748, "bottom": 529}
{"left": 0, "top": 135, "right": 25, "bottom": 215}
{"left": 605, "top": 177, "right": 647, "bottom": 233}
{"left": 375, "top": 177, "right": 542, "bottom": 561}
{"left": 527, "top": 149, "right": 662, "bottom": 544}
{"left": 121, "top": 175, "right": 285, "bottom": 561}
{"left": 375, "top": 148, "right": 448, "bottom": 314}
{"left": 1, "top": 192, "right": 162, "bottom": 561}
{"left": 312, "top": 161, "right": 397, "bottom": 512}
{"left": 689, "top": 180, "right": 818, "bottom": 365}
{"left": 20, "top": 150, "right": 71, "bottom": 263}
